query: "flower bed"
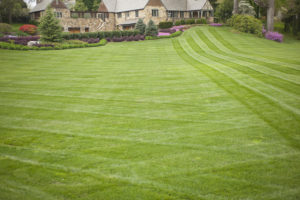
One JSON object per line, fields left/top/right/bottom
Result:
{"left": 106, "top": 35, "right": 145, "bottom": 42}
{"left": 147, "top": 31, "right": 183, "bottom": 40}
{"left": 265, "top": 31, "right": 283, "bottom": 43}
{"left": 0, "top": 39, "right": 107, "bottom": 50}
{"left": 0, "top": 36, "right": 40, "bottom": 45}
{"left": 210, "top": 23, "right": 223, "bottom": 27}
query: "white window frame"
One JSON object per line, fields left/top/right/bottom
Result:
{"left": 152, "top": 9, "right": 159, "bottom": 17}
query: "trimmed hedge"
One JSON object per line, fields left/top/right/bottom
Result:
{"left": 145, "top": 31, "right": 182, "bottom": 40}
{"left": 62, "top": 30, "right": 140, "bottom": 40}
{"left": 158, "top": 21, "right": 173, "bottom": 29}
{"left": 227, "top": 14, "right": 263, "bottom": 37}
{"left": 196, "top": 19, "right": 207, "bottom": 24}
{"left": 186, "top": 19, "right": 195, "bottom": 24}
{"left": 0, "top": 39, "right": 107, "bottom": 50}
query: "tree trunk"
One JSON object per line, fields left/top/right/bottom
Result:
{"left": 233, "top": 0, "right": 239, "bottom": 14}
{"left": 8, "top": 11, "right": 12, "bottom": 24}
{"left": 267, "top": 0, "right": 274, "bottom": 32}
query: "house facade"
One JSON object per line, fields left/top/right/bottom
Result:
{"left": 30, "top": 0, "right": 214, "bottom": 33}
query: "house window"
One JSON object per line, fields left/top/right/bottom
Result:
{"left": 97, "top": 13, "right": 108, "bottom": 21}
{"left": 135, "top": 10, "right": 139, "bottom": 17}
{"left": 180, "top": 11, "right": 184, "bottom": 18}
{"left": 125, "top": 12, "right": 129, "bottom": 17}
{"left": 117, "top": 13, "right": 122, "bottom": 18}
{"left": 168, "top": 11, "right": 178, "bottom": 18}
{"left": 55, "top": 12, "right": 62, "bottom": 18}
{"left": 152, "top": 9, "right": 159, "bottom": 17}
{"left": 85, "top": 27, "right": 89, "bottom": 32}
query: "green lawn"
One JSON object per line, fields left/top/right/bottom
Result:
{"left": 0, "top": 26, "right": 299, "bottom": 200}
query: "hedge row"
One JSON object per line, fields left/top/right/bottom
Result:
{"left": 145, "top": 31, "right": 182, "bottom": 40}
{"left": 0, "top": 39, "right": 107, "bottom": 50}
{"left": 174, "top": 19, "right": 207, "bottom": 26}
{"left": 62, "top": 30, "right": 140, "bottom": 40}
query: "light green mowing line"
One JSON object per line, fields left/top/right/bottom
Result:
{"left": 0, "top": 26, "right": 300, "bottom": 200}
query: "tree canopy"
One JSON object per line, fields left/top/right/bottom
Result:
{"left": 0, "top": 0, "right": 28, "bottom": 24}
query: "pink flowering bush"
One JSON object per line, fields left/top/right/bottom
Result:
{"left": 158, "top": 32, "right": 171, "bottom": 36}
{"left": 265, "top": 31, "right": 283, "bottom": 43}
{"left": 210, "top": 23, "right": 223, "bottom": 27}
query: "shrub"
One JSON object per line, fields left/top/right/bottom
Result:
{"left": 19, "top": 24, "right": 38, "bottom": 35}
{"left": 135, "top": 19, "right": 146, "bottom": 35}
{"left": 158, "top": 21, "right": 173, "bottom": 29}
{"left": 180, "top": 19, "right": 186, "bottom": 25}
{"left": 29, "top": 19, "right": 39, "bottom": 26}
{"left": 146, "top": 20, "right": 158, "bottom": 36}
{"left": 196, "top": 19, "right": 207, "bottom": 24}
{"left": 227, "top": 14, "right": 263, "bottom": 37}
{"left": 0, "top": 23, "right": 12, "bottom": 33}
{"left": 175, "top": 21, "right": 181, "bottom": 26}
{"left": 16, "top": 30, "right": 30, "bottom": 36}
{"left": 265, "top": 32, "right": 283, "bottom": 42}
{"left": 39, "top": 7, "right": 63, "bottom": 42}
{"left": 186, "top": 19, "right": 195, "bottom": 24}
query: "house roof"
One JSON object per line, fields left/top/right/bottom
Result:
{"left": 30, "top": 0, "right": 67, "bottom": 13}
{"left": 119, "top": 19, "right": 139, "bottom": 26}
{"left": 102, "top": 0, "right": 210, "bottom": 12}
{"left": 30, "top": 0, "right": 52, "bottom": 13}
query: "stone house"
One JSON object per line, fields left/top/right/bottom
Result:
{"left": 30, "top": 0, "right": 214, "bottom": 33}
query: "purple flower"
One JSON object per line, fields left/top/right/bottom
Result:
{"left": 158, "top": 32, "right": 171, "bottom": 36}
{"left": 210, "top": 23, "right": 222, "bottom": 27}
{"left": 265, "top": 32, "right": 283, "bottom": 43}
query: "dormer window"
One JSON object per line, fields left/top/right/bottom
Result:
{"left": 55, "top": 12, "right": 62, "bottom": 18}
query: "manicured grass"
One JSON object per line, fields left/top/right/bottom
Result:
{"left": 0, "top": 26, "right": 299, "bottom": 200}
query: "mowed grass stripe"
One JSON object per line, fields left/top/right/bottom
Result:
{"left": 208, "top": 27, "right": 300, "bottom": 71}
{"left": 186, "top": 31, "right": 300, "bottom": 109}
{"left": 195, "top": 29, "right": 300, "bottom": 85}
{"left": 179, "top": 35, "right": 300, "bottom": 115}
{"left": 173, "top": 38, "right": 300, "bottom": 149}
{"left": 211, "top": 27, "right": 300, "bottom": 65}
{"left": 1, "top": 26, "right": 300, "bottom": 200}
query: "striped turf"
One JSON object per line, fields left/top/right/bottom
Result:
{"left": 0, "top": 26, "right": 299, "bottom": 200}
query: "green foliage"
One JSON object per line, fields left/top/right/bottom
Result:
{"left": 227, "top": 14, "right": 263, "bottom": 37}
{"left": 145, "top": 31, "right": 182, "bottom": 40}
{"left": 158, "top": 21, "right": 173, "bottom": 29}
{"left": 62, "top": 30, "right": 139, "bottom": 40}
{"left": 0, "top": 0, "right": 28, "bottom": 24}
{"left": 196, "top": 19, "right": 207, "bottom": 24}
{"left": 0, "top": 23, "right": 12, "bottom": 33}
{"left": 29, "top": 20, "right": 39, "bottom": 26}
{"left": 175, "top": 21, "right": 181, "bottom": 26}
{"left": 16, "top": 30, "right": 29, "bottom": 36}
{"left": 38, "top": 8, "right": 63, "bottom": 42}
{"left": 215, "top": 0, "right": 233, "bottom": 22}
{"left": 145, "top": 20, "right": 158, "bottom": 36}
{"left": 0, "top": 39, "right": 107, "bottom": 51}
{"left": 186, "top": 19, "right": 195, "bottom": 24}
{"left": 135, "top": 19, "right": 146, "bottom": 35}
{"left": 181, "top": 19, "right": 186, "bottom": 25}
{"left": 74, "top": 0, "right": 88, "bottom": 11}
{"left": 75, "top": 0, "right": 100, "bottom": 11}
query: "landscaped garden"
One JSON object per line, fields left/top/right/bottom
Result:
{"left": 0, "top": 24, "right": 299, "bottom": 199}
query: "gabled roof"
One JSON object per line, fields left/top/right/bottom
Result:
{"left": 101, "top": 0, "right": 148, "bottom": 13}
{"left": 30, "top": 0, "right": 67, "bottom": 13}
{"left": 30, "top": 0, "right": 52, "bottom": 13}
{"left": 101, "top": 0, "right": 210, "bottom": 12}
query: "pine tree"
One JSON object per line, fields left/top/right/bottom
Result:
{"left": 38, "top": 7, "right": 63, "bottom": 42}
{"left": 135, "top": 19, "right": 146, "bottom": 35}
{"left": 145, "top": 20, "right": 158, "bottom": 36}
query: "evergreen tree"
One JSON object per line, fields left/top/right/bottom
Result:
{"left": 74, "top": 0, "right": 88, "bottom": 11}
{"left": 135, "top": 19, "right": 146, "bottom": 35}
{"left": 145, "top": 20, "right": 158, "bottom": 36}
{"left": 38, "top": 7, "right": 62, "bottom": 42}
